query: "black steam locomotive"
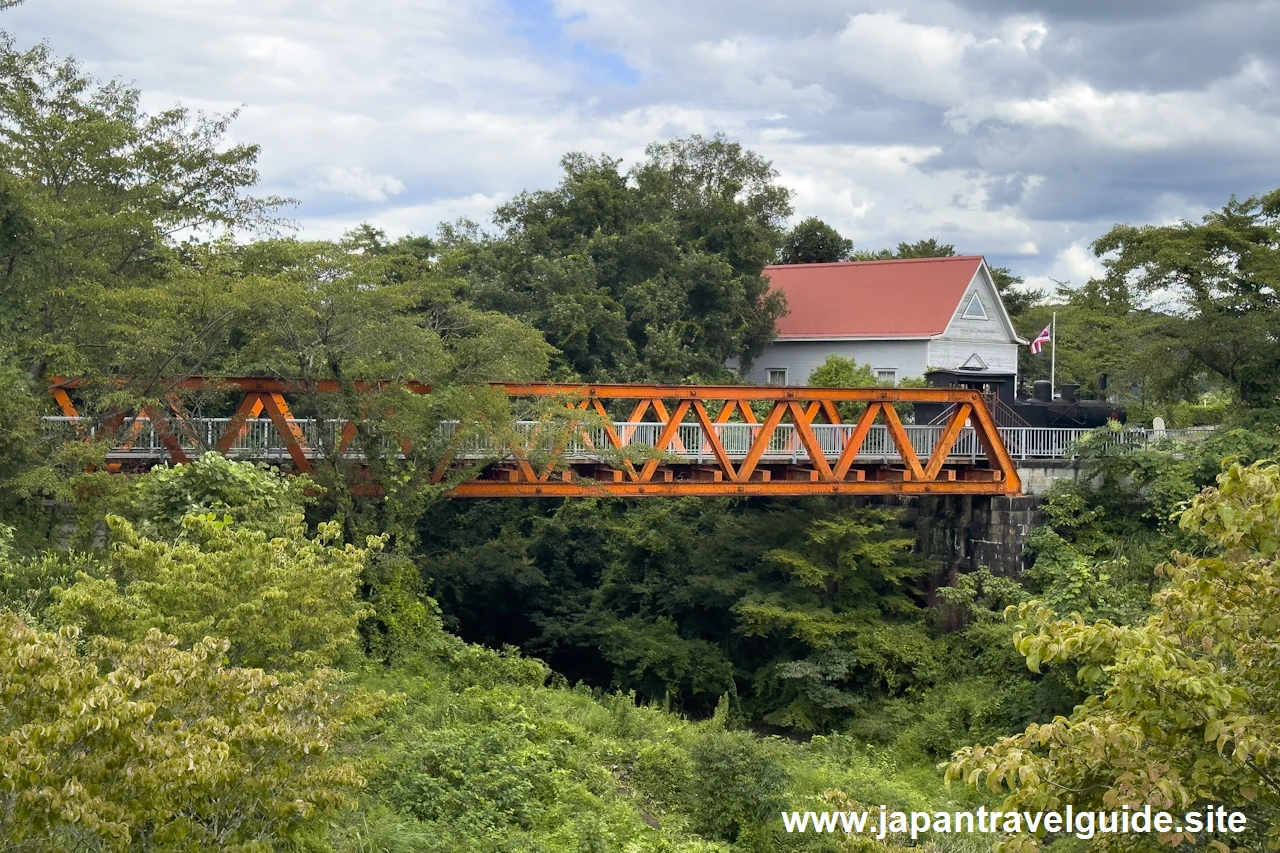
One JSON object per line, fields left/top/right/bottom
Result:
{"left": 916, "top": 369, "right": 1125, "bottom": 428}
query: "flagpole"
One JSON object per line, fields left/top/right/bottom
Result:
{"left": 1050, "top": 312, "right": 1056, "bottom": 396}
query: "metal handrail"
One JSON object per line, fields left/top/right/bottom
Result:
{"left": 41, "top": 417, "right": 1215, "bottom": 463}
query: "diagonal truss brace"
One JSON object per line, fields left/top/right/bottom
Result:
{"left": 46, "top": 378, "right": 1023, "bottom": 497}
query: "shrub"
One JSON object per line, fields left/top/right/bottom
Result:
{"left": 0, "top": 612, "right": 372, "bottom": 852}
{"left": 687, "top": 729, "right": 789, "bottom": 842}
{"left": 51, "top": 513, "right": 376, "bottom": 670}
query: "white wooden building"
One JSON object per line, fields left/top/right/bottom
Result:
{"left": 741, "top": 256, "right": 1026, "bottom": 386}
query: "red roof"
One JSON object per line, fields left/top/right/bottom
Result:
{"left": 765, "top": 256, "right": 985, "bottom": 339}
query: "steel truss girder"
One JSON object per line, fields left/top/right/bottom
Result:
{"left": 47, "top": 378, "right": 1023, "bottom": 497}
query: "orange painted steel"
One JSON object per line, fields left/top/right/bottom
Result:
{"left": 47, "top": 378, "right": 1022, "bottom": 497}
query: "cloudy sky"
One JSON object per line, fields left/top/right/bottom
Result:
{"left": 6, "top": 0, "right": 1279, "bottom": 292}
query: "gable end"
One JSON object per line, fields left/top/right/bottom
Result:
{"left": 939, "top": 262, "right": 1026, "bottom": 345}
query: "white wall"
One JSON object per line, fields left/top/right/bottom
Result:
{"left": 926, "top": 267, "right": 1020, "bottom": 374}
{"left": 742, "top": 339, "right": 930, "bottom": 385}
{"left": 927, "top": 340, "right": 1019, "bottom": 373}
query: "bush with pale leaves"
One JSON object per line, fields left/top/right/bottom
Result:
{"left": 0, "top": 612, "right": 375, "bottom": 852}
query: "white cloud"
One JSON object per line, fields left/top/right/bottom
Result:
{"left": 4, "top": 0, "right": 1276, "bottom": 292}
{"left": 946, "top": 63, "right": 1280, "bottom": 151}
{"left": 297, "top": 192, "right": 509, "bottom": 241}
{"left": 760, "top": 142, "right": 1052, "bottom": 259}
{"left": 1024, "top": 241, "right": 1106, "bottom": 291}
{"left": 1003, "top": 19, "right": 1048, "bottom": 52}
{"left": 835, "top": 13, "right": 983, "bottom": 105}
{"left": 317, "top": 167, "right": 407, "bottom": 203}
{"left": 1059, "top": 241, "right": 1106, "bottom": 283}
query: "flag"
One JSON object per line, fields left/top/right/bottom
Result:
{"left": 1030, "top": 324, "right": 1052, "bottom": 355}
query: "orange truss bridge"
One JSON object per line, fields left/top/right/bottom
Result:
{"left": 46, "top": 378, "right": 1022, "bottom": 497}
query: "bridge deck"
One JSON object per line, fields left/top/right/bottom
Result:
{"left": 42, "top": 416, "right": 1206, "bottom": 498}
{"left": 44, "top": 416, "right": 1161, "bottom": 462}
{"left": 45, "top": 379, "right": 1205, "bottom": 498}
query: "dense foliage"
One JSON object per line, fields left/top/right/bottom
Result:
{"left": 4, "top": 458, "right": 1010, "bottom": 853}
{"left": 51, "top": 512, "right": 374, "bottom": 671}
{"left": 1092, "top": 191, "right": 1280, "bottom": 408}
{"left": 0, "top": 31, "right": 553, "bottom": 537}
{"left": 437, "top": 138, "right": 791, "bottom": 383}
{"left": 420, "top": 495, "right": 1083, "bottom": 754}
{"left": 1016, "top": 190, "right": 1280, "bottom": 414}
{"left": 0, "top": 616, "right": 371, "bottom": 852}
{"left": 3, "top": 11, "right": 1280, "bottom": 853}
{"left": 948, "top": 462, "right": 1280, "bottom": 852}
{"left": 778, "top": 217, "right": 854, "bottom": 264}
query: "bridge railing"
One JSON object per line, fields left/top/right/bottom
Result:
{"left": 998, "top": 426, "right": 1215, "bottom": 459}
{"left": 41, "top": 416, "right": 1215, "bottom": 463}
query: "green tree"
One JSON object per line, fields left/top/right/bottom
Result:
{"left": 1090, "top": 188, "right": 1280, "bottom": 408}
{"left": 442, "top": 134, "right": 792, "bottom": 382}
{"left": 0, "top": 356, "right": 41, "bottom": 500}
{"left": 778, "top": 216, "right": 853, "bottom": 264}
{"left": 807, "top": 354, "right": 882, "bottom": 422}
{"left": 947, "top": 461, "right": 1280, "bottom": 852}
{"left": 0, "top": 35, "right": 283, "bottom": 385}
{"left": 0, "top": 613, "right": 372, "bottom": 852}
{"left": 808, "top": 354, "right": 924, "bottom": 421}
{"left": 807, "top": 353, "right": 879, "bottom": 388}
{"left": 126, "top": 453, "right": 312, "bottom": 538}
{"left": 734, "top": 507, "right": 934, "bottom": 731}
{"left": 216, "top": 236, "right": 552, "bottom": 540}
{"left": 687, "top": 728, "right": 790, "bottom": 842}
{"left": 238, "top": 237, "right": 550, "bottom": 387}
{"left": 422, "top": 498, "right": 939, "bottom": 730}
{"left": 1015, "top": 282, "right": 1167, "bottom": 401}
{"left": 892, "top": 237, "right": 955, "bottom": 259}
{"left": 989, "top": 266, "right": 1039, "bottom": 318}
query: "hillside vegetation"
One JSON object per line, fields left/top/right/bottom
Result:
{"left": 1, "top": 16, "right": 1280, "bottom": 853}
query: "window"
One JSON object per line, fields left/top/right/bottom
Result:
{"left": 961, "top": 292, "right": 988, "bottom": 320}
{"left": 766, "top": 368, "right": 788, "bottom": 386}
{"left": 875, "top": 369, "right": 897, "bottom": 385}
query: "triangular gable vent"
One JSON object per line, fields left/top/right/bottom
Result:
{"left": 961, "top": 292, "right": 987, "bottom": 319}
{"left": 959, "top": 353, "right": 988, "bottom": 371}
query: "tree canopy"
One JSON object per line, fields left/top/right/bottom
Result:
{"left": 1090, "top": 190, "right": 1280, "bottom": 408}
{"left": 1012, "top": 189, "right": 1280, "bottom": 412}
{"left": 0, "top": 35, "right": 283, "bottom": 385}
{"left": 0, "top": 613, "right": 373, "bottom": 852}
{"left": 438, "top": 136, "right": 791, "bottom": 382}
{"left": 778, "top": 216, "right": 854, "bottom": 264}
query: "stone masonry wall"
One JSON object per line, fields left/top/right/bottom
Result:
{"left": 895, "top": 494, "right": 1045, "bottom": 578}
